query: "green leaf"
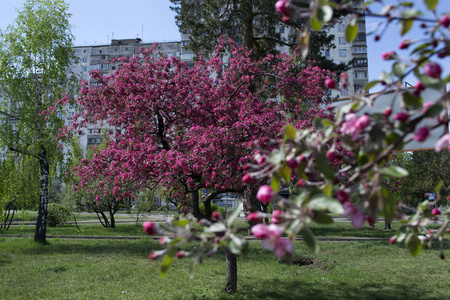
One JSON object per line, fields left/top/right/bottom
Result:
{"left": 271, "top": 175, "right": 280, "bottom": 193}
{"left": 228, "top": 234, "right": 247, "bottom": 255}
{"left": 279, "top": 165, "right": 292, "bottom": 183}
{"left": 313, "top": 212, "right": 334, "bottom": 224}
{"left": 424, "top": 0, "right": 439, "bottom": 10}
{"left": 364, "top": 80, "right": 381, "bottom": 91}
{"left": 308, "top": 194, "right": 344, "bottom": 214}
{"left": 204, "top": 222, "right": 227, "bottom": 233}
{"left": 310, "top": 16, "right": 323, "bottom": 31}
{"left": 380, "top": 166, "right": 409, "bottom": 178}
{"left": 393, "top": 62, "right": 406, "bottom": 78}
{"left": 345, "top": 20, "right": 358, "bottom": 42}
{"left": 380, "top": 186, "right": 394, "bottom": 223}
{"left": 405, "top": 233, "right": 422, "bottom": 257}
{"left": 423, "top": 103, "right": 443, "bottom": 117}
{"left": 435, "top": 180, "right": 444, "bottom": 194}
{"left": 226, "top": 206, "right": 241, "bottom": 227}
{"left": 314, "top": 117, "right": 324, "bottom": 130}
{"left": 315, "top": 153, "right": 335, "bottom": 181}
{"left": 284, "top": 125, "right": 296, "bottom": 140}
{"left": 301, "top": 227, "right": 319, "bottom": 254}
{"left": 173, "top": 219, "right": 190, "bottom": 227}
{"left": 418, "top": 74, "right": 442, "bottom": 89}
{"left": 400, "top": 19, "right": 414, "bottom": 36}
{"left": 401, "top": 91, "right": 422, "bottom": 109}
{"left": 160, "top": 247, "right": 177, "bottom": 278}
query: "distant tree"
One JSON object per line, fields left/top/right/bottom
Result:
{"left": 0, "top": 0, "right": 77, "bottom": 242}
{"left": 169, "top": 0, "right": 347, "bottom": 73}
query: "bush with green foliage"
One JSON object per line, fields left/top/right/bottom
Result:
{"left": 47, "top": 203, "right": 71, "bottom": 227}
{"left": 199, "top": 202, "right": 228, "bottom": 218}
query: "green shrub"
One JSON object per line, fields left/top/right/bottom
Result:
{"left": 199, "top": 202, "right": 228, "bottom": 218}
{"left": 47, "top": 203, "right": 72, "bottom": 227}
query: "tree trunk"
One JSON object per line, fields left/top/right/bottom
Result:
{"left": 204, "top": 198, "right": 212, "bottom": 219}
{"left": 240, "top": 0, "right": 254, "bottom": 51}
{"left": 384, "top": 219, "right": 391, "bottom": 229}
{"left": 191, "top": 190, "right": 201, "bottom": 219}
{"left": 224, "top": 248, "right": 237, "bottom": 293}
{"left": 243, "top": 184, "right": 261, "bottom": 235}
{"left": 35, "top": 147, "right": 50, "bottom": 243}
{"left": 109, "top": 206, "right": 116, "bottom": 228}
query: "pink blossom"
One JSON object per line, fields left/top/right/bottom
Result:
{"left": 340, "top": 113, "right": 363, "bottom": 140}
{"left": 413, "top": 127, "right": 430, "bottom": 142}
{"left": 247, "top": 212, "right": 262, "bottom": 223}
{"left": 271, "top": 210, "right": 283, "bottom": 224}
{"left": 257, "top": 185, "right": 275, "bottom": 204}
{"left": 351, "top": 210, "right": 365, "bottom": 228}
{"left": 286, "top": 157, "right": 298, "bottom": 169}
{"left": 381, "top": 51, "right": 395, "bottom": 60}
{"left": 251, "top": 224, "right": 293, "bottom": 258}
{"left": 384, "top": 107, "right": 392, "bottom": 118}
{"left": 399, "top": 40, "right": 410, "bottom": 49}
{"left": 242, "top": 174, "right": 253, "bottom": 184}
{"left": 275, "top": 0, "right": 290, "bottom": 16}
{"left": 435, "top": 134, "right": 450, "bottom": 152}
{"left": 355, "top": 115, "right": 370, "bottom": 130}
{"left": 431, "top": 208, "right": 441, "bottom": 215}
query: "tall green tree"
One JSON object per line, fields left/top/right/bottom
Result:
{"left": 169, "top": 0, "right": 347, "bottom": 72}
{"left": 0, "top": 0, "right": 77, "bottom": 242}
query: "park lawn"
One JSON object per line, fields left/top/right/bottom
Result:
{"left": 0, "top": 237, "right": 448, "bottom": 300}
{"left": 2, "top": 219, "right": 442, "bottom": 239}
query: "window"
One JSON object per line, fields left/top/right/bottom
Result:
{"left": 339, "top": 49, "right": 347, "bottom": 57}
{"left": 355, "top": 33, "right": 366, "bottom": 41}
{"left": 88, "top": 129, "right": 101, "bottom": 134}
{"left": 339, "top": 37, "right": 346, "bottom": 44}
{"left": 102, "top": 64, "right": 108, "bottom": 69}
{"left": 324, "top": 49, "right": 330, "bottom": 57}
{"left": 82, "top": 66, "right": 87, "bottom": 72}
{"left": 358, "top": 22, "right": 365, "bottom": 31}
{"left": 82, "top": 57, "right": 87, "bottom": 63}
{"left": 354, "top": 59, "right": 368, "bottom": 67}
{"left": 354, "top": 72, "right": 367, "bottom": 79}
{"left": 353, "top": 46, "right": 367, "bottom": 53}
{"left": 338, "top": 23, "right": 345, "bottom": 32}
{"left": 340, "top": 88, "right": 348, "bottom": 96}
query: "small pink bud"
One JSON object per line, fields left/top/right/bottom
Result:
{"left": 389, "top": 237, "right": 396, "bottom": 244}
{"left": 381, "top": 51, "right": 395, "bottom": 60}
{"left": 413, "top": 127, "right": 430, "bottom": 142}
{"left": 438, "top": 51, "right": 447, "bottom": 58}
{"left": 159, "top": 236, "right": 170, "bottom": 245}
{"left": 384, "top": 107, "right": 392, "bottom": 118}
{"left": 286, "top": 157, "right": 298, "bottom": 169}
{"left": 415, "top": 81, "right": 426, "bottom": 92}
{"left": 393, "top": 112, "right": 409, "bottom": 123}
{"left": 143, "top": 221, "right": 156, "bottom": 235}
{"left": 149, "top": 251, "right": 158, "bottom": 260}
{"left": 299, "top": 155, "right": 306, "bottom": 163}
{"left": 424, "top": 62, "right": 442, "bottom": 78}
{"left": 297, "top": 179, "right": 304, "bottom": 187}
{"left": 247, "top": 212, "right": 262, "bottom": 223}
{"left": 176, "top": 251, "right": 186, "bottom": 259}
{"left": 336, "top": 190, "right": 349, "bottom": 204}
{"left": 374, "top": 35, "right": 380, "bottom": 41}
{"left": 256, "top": 185, "right": 275, "bottom": 204}
{"left": 431, "top": 208, "right": 441, "bottom": 215}
{"left": 242, "top": 174, "right": 253, "bottom": 184}
{"left": 272, "top": 210, "right": 283, "bottom": 224}
{"left": 399, "top": 39, "right": 410, "bottom": 49}
{"left": 325, "top": 78, "right": 337, "bottom": 89}
{"left": 355, "top": 115, "right": 370, "bottom": 130}
{"left": 198, "top": 219, "right": 212, "bottom": 226}
{"left": 440, "top": 252, "right": 445, "bottom": 260}
{"left": 447, "top": 196, "right": 450, "bottom": 201}
{"left": 257, "top": 155, "right": 266, "bottom": 164}
{"left": 281, "top": 15, "right": 290, "bottom": 23}
{"left": 368, "top": 216, "right": 375, "bottom": 227}
{"left": 326, "top": 151, "right": 341, "bottom": 162}
{"left": 211, "top": 211, "right": 220, "bottom": 220}
{"left": 340, "top": 72, "right": 348, "bottom": 80}
{"left": 440, "top": 15, "right": 450, "bottom": 28}
{"left": 275, "top": 0, "right": 290, "bottom": 16}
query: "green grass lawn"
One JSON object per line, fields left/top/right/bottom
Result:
{"left": 0, "top": 237, "right": 448, "bottom": 299}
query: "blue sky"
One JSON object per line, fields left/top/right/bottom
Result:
{"left": 0, "top": 0, "right": 448, "bottom": 88}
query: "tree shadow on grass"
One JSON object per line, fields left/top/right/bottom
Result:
{"left": 234, "top": 278, "right": 442, "bottom": 300}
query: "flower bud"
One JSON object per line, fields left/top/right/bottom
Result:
{"left": 381, "top": 51, "right": 395, "bottom": 60}
{"left": 393, "top": 112, "right": 409, "bottom": 123}
{"left": 143, "top": 221, "right": 157, "bottom": 235}
{"left": 272, "top": 210, "right": 284, "bottom": 224}
{"left": 275, "top": 0, "right": 290, "bottom": 16}
{"left": 286, "top": 157, "right": 298, "bottom": 169}
{"left": 424, "top": 62, "right": 442, "bottom": 78}
{"left": 355, "top": 115, "right": 370, "bottom": 130}
{"left": 211, "top": 211, "right": 221, "bottom": 220}
{"left": 384, "top": 107, "right": 392, "bottom": 118}
{"left": 440, "top": 252, "right": 445, "bottom": 260}
{"left": 297, "top": 179, "right": 304, "bottom": 187}
{"left": 247, "top": 212, "right": 262, "bottom": 223}
{"left": 399, "top": 39, "right": 411, "bottom": 49}
{"left": 413, "top": 127, "right": 430, "bottom": 142}
{"left": 431, "top": 208, "right": 441, "bottom": 215}
{"left": 256, "top": 185, "right": 275, "bottom": 204}
{"left": 325, "top": 78, "right": 337, "bottom": 89}
{"left": 389, "top": 237, "right": 396, "bottom": 244}
{"left": 440, "top": 15, "right": 450, "bottom": 28}
{"left": 149, "top": 251, "right": 159, "bottom": 260}
{"left": 242, "top": 173, "right": 253, "bottom": 184}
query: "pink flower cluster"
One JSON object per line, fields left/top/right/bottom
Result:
{"left": 251, "top": 223, "right": 293, "bottom": 258}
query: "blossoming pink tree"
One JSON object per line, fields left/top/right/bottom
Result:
{"left": 143, "top": 0, "right": 450, "bottom": 294}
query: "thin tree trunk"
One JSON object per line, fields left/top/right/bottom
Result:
{"left": 204, "top": 198, "right": 212, "bottom": 219}
{"left": 191, "top": 190, "right": 201, "bottom": 219}
{"left": 241, "top": 0, "right": 254, "bottom": 51}
{"left": 35, "top": 147, "right": 50, "bottom": 243}
{"left": 109, "top": 206, "right": 116, "bottom": 228}
{"left": 224, "top": 248, "right": 237, "bottom": 293}
{"left": 243, "top": 184, "right": 261, "bottom": 235}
